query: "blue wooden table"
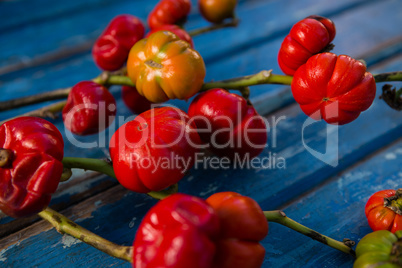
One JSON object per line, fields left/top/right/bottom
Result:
{"left": 1, "top": 0, "right": 402, "bottom": 267}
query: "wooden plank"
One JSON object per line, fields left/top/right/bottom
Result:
{"left": 0, "top": 0, "right": 401, "bottom": 236}
{"left": 0, "top": 0, "right": 252, "bottom": 31}
{"left": 1, "top": 49, "right": 402, "bottom": 268}
{"left": 0, "top": 184, "right": 134, "bottom": 267}
{"left": 0, "top": 0, "right": 373, "bottom": 73}
{"left": 263, "top": 139, "right": 402, "bottom": 267}
{"left": 0, "top": 0, "right": 144, "bottom": 32}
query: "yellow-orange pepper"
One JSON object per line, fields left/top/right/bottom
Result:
{"left": 127, "top": 31, "right": 206, "bottom": 103}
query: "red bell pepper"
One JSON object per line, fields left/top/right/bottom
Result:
{"left": 62, "top": 81, "right": 116, "bottom": 135}
{"left": 92, "top": 14, "right": 145, "bottom": 71}
{"left": 0, "top": 117, "right": 64, "bottom": 218}
{"left": 147, "top": 0, "right": 191, "bottom": 30}
{"left": 278, "top": 15, "right": 336, "bottom": 75}
{"left": 206, "top": 191, "right": 268, "bottom": 268}
{"left": 133, "top": 192, "right": 268, "bottom": 268}
{"left": 109, "top": 107, "right": 200, "bottom": 193}
{"left": 133, "top": 193, "right": 220, "bottom": 268}
{"left": 188, "top": 88, "right": 267, "bottom": 159}
{"left": 122, "top": 85, "right": 153, "bottom": 115}
{"left": 291, "top": 52, "right": 376, "bottom": 125}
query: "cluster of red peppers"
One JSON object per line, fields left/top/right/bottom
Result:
{"left": 278, "top": 15, "right": 376, "bottom": 125}
{"left": 0, "top": 117, "right": 64, "bottom": 218}
{"left": 133, "top": 192, "right": 267, "bottom": 268}
{"left": 0, "top": 0, "right": 400, "bottom": 267}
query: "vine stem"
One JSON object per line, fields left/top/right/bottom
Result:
{"left": 264, "top": 210, "right": 356, "bottom": 257}
{"left": 188, "top": 19, "right": 239, "bottom": 37}
{"left": 373, "top": 72, "right": 402, "bottom": 83}
{"left": 0, "top": 100, "right": 67, "bottom": 125}
{"left": 38, "top": 207, "right": 133, "bottom": 262}
{"left": 201, "top": 70, "right": 293, "bottom": 90}
{"left": 0, "top": 88, "right": 70, "bottom": 111}
{"left": 0, "top": 68, "right": 130, "bottom": 113}
{"left": 61, "top": 157, "right": 178, "bottom": 200}
{"left": 2, "top": 70, "right": 402, "bottom": 121}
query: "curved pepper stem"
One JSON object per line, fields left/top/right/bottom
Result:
{"left": 61, "top": 157, "right": 178, "bottom": 200}
{"left": 2, "top": 68, "right": 402, "bottom": 122}
{"left": 383, "top": 188, "right": 402, "bottom": 215}
{"left": 201, "top": 70, "right": 294, "bottom": 91}
{"left": 38, "top": 207, "right": 132, "bottom": 262}
{"left": 147, "top": 184, "right": 179, "bottom": 200}
{"left": 264, "top": 210, "right": 356, "bottom": 257}
{"left": 188, "top": 18, "right": 239, "bottom": 37}
{"left": 374, "top": 72, "right": 402, "bottom": 83}
{"left": 0, "top": 149, "right": 13, "bottom": 167}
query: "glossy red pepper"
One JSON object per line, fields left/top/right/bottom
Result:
{"left": 291, "top": 53, "right": 376, "bottom": 125}
{"left": 0, "top": 117, "right": 64, "bottom": 218}
{"left": 147, "top": 0, "right": 191, "bottom": 30}
{"left": 206, "top": 192, "right": 268, "bottom": 268}
{"left": 198, "top": 0, "right": 237, "bottom": 24}
{"left": 146, "top": 24, "right": 194, "bottom": 48}
{"left": 62, "top": 81, "right": 117, "bottom": 136}
{"left": 133, "top": 193, "right": 220, "bottom": 268}
{"left": 92, "top": 14, "right": 145, "bottom": 71}
{"left": 278, "top": 15, "right": 336, "bottom": 75}
{"left": 122, "top": 85, "right": 153, "bottom": 115}
{"left": 109, "top": 107, "right": 200, "bottom": 193}
{"left": 133, "top": 192, "right": 268, "bottom": 268}
{"left": 365, "top": 189, "right": 402, "bottom": 233}
{"left": 188, "top": 88, "right": 267, "bottom": 159}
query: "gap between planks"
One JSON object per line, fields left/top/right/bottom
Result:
{"left": 0, "top": 183, "right": 130, "bottom": 250}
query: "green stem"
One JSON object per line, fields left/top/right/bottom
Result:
{"left": 188, "top": 19, "right": 239, "bottom": 37}
{"left": 94, "top": 74, "right": 134, "bottom": 87}
{"left": 38, "top": 207, "right": 132, "bottom": 262}
{"left": 0, "top": 68, "right": 130, "bottom": 113}
{"left": 396, "top": 88, "right": 402, "bottom": 101}
{"left": 147, "top": 184, "right": 179, "bottom": 200}
{"left": 0, "top": 88, "right": 70, "bottom": 111}
{"left": 62, "top": 157, "right": 116, "bottom": 178}
{"left": 374, "top": 72, "right": 402, "bottom": 83}
{"left": 61, "top": 157, "right": 178, "bottom": 200}
{"left": 0, "top": 100, "right": 67, "bottom": 125}
{"left": 201, "top": 70, "right": 293, "bottom": 91}
{"left": 264, "top": 211, "right": 355, "bottom": 257}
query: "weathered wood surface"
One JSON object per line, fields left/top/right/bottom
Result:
{"left": 1, "top": 0, "right": 402, "bottom": 267}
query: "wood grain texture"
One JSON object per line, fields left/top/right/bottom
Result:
{"left": 0, "top": 0, "right": 372, "bottom": 73}
{"left": 1, "top": 0, "right": 402, "bottom": 267}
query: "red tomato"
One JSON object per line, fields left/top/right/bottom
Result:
{"left": 291, "top": 53, "right": 376, "bottom": 125}
{"left": 147, "top": 0, "right": 191, "bottom": 30}
{"left": 278, "top": 15, "right": 336, "bottom": 75}
{"left": 122, "top": 85, "right": 153, "bottom": 114}
{"left": 146, "top": 24, "right": 194, "bottom": 48}
{"left": 62, "top": 81, "right": 116, "bottom": 135}
{"left": 365, "top": 189, "right": 402, "bottom": 233}
{"left": 109, "top": 107, "right": 200, "bottom": 193}
{"left": 188, "top": 88, "right": 267, "bottom": 159}
{"left": 92, "top": 14, "right": 145, "bottom": 71}
{"left": 0, "top": 117, "right": 64, "bottom": 218}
